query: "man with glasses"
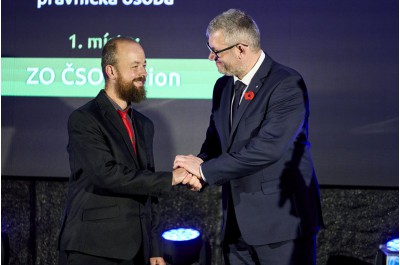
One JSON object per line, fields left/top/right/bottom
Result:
{"left": 174, "top": 9, "right": 323, "bottom": 265}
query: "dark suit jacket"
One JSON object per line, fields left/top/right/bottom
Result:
{"left": 199, "top": 53, "right": 323, "bottom": 246}
{"left": 58, "top": 90, "right": 172, "bottom": 260}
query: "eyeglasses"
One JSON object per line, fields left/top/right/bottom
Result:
{"left": 207, "top": 42, "right": 249, "bottom": 58}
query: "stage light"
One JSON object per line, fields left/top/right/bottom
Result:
{"left": 386, "top": 239, "right": 399, "bottom": 252}
{"left": 376, "top": 238, "right": 399, "bottom": 265}
{"left": 162, "top": 228, "right": 202, "bottom": 265}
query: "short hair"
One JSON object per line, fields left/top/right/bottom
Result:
{"left": 206, "top": 9, "right": 261, "bottom": 51}
{"left": 101, "top": 36, "right": 137, "bottom": 80}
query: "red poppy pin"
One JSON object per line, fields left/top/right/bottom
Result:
{"left": 244, "top": 91, "right": 255, "bottom": 101}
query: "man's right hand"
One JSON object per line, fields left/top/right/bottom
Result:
{"left": 172, "top": 168, "right": 203, "bottom": 191}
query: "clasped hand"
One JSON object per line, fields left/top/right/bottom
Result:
{"left": 172, "top": 155, "right": 204, "bottom": 191}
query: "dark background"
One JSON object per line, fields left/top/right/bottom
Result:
{"left": 1, "top": 1, "right": 399, "bottom": 265}
{"left": 2, "top": 0, "right": 398, "bottom": 187}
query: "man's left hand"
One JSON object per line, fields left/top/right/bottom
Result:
{"left": 173, "top": 154, "right": 203, "bottom": 178}
{"left": 150, "top": 257, "right": 166, "bottom": 265}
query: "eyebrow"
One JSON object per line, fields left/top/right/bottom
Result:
{"left": 132, "top": 60, "right": 146, "bottom": 65}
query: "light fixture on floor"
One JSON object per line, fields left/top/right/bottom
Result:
{"left": 376, "top": 238, "right": 399, "bottom": 265}
{"left": 162, "top": 228, "right": 202, "bottom": 265}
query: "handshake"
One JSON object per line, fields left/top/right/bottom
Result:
{"left": 171, "top": 155, "right": 204, "bottom": 192}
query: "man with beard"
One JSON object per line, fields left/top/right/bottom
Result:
{"left": 58, "top": 37, "right": 202, "bottom": 265}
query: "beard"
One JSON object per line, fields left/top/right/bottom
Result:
{"left": 216, "top": 60, "right": 242, "bottom": 77}
{"left": 116, "top": 75, "right": 147, "bottom": 103}
{"left": 216, "top": 59, "right": 246, "bottom": 77}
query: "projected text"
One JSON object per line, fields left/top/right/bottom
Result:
{"left": 38, "top": 0, "right": 174, "bottom": 9}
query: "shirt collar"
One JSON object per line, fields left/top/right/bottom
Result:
{"left": 233, "top": 51, "right": 265, "bottom": 86}
{"left": 104, "top": 90, "right": 132, "bottom": 114}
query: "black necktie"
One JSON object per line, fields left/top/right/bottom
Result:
{"left": 232, "top": 80, "right": 246, "bottom": 120}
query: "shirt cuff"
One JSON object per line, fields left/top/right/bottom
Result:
{"left": 199, "top": 165, "right": 206, "bottom": 182}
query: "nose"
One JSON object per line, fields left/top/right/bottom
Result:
{"left": 139, "top": 65, "right": 147, "bottom": 77}
{"left": 208, "top": 51, "right": 217, "bottom": 61}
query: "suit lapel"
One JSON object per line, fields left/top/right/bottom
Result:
{"left": 229, "top": 55, "right": 273, "bottom": 142}
{"left": 96, "top": 91, "right": 140, "bottom": 167}
{"left": 217, "top": 78, "right": 234, "bottom": 149}
{"left": 230, "top": 78, "right": 263, "bottom": 139}
{"left": 131, "top": 112, "right": 147, "bottom": 169}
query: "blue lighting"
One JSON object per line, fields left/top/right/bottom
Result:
{"left": 386, "top": 238, "right": 399, "bottom": 252}
{"left": 162, "top": 228, "right": 200, "bottom": 241}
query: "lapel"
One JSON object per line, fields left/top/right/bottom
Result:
{"left": 95, "top": 90, "right": 140, "bottom": 168}
{"left": 213, "top": 77, "right": 234, "bottom": 150}
{"left": 131, "top": 109, "right": 148, "bottom": 169}
{"left": 228, "top": 55, "right": 273, "bottom": 142}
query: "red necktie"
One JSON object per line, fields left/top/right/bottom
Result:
{"left": 117, "top": 109, "right": 137, "bottom": 154}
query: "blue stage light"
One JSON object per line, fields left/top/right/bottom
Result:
{"left": 385, "top": 238, "right": 399, "bottom": 252}
{"left": 376, "top": 238, "right": 399, "bottom": 265}
{"left": 162, "top": 228, "right": 202, "bottom": 265}
{"left": 162, "top": 228, "right": 200, "bottom": 241}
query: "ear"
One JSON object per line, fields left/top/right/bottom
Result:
{"left": 237, "top": 44, "right": 247, "bottom": 59}
{"left": 105, "top": 65, "right": 117, "bottom": 80}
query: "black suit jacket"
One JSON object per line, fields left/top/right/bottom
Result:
{"left": 199, "top": 53, "right": 323, "bottom": 245}
{"left": 58, "top": 90, "right": 172, "bottom": 260}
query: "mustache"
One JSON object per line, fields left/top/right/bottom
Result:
{"left": 133, "top": 76, "right": 146, "bottom": 83}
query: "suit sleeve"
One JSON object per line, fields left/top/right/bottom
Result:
{"left": 201, "top": 73, "right": 310, "bottom": 186}
{"left": 143, "top": 118, "right": 165, "bottom": 258}
{"left": 149, "top": 196, "right": 163, "bottom": 257}
{"left": 67, "top": 109, "right": 172, "bottom": 196}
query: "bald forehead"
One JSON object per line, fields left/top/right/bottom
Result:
{"left": 115, "top": 40, "right": 145, "bottom": 58}
{"left": 116, "top": 40, "right": 143, "bottom": 53}
{"left": 114, "top": 39, "right": 146, "bottom": 66}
